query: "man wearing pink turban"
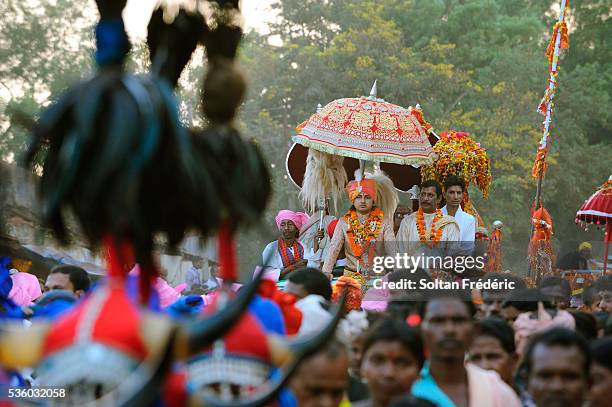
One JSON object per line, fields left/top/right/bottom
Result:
{"left": 261, "top": 210, "right": 310, "bottom": 279}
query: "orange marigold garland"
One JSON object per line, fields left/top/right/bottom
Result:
{"left": 420, "top": 130, "right": 492, "bottom": 200}
{"left": 416, "top": 208, "right": 444, "bottom": 248}
{"left": 532, "top": 147, "right": 549, "bottom": 178}
{"left": 344, "top": 207, "right": 384, "bottom": 267}
{"left": 409, "top": 105, "right": 434, "bottom": 134}
{"left": 546, "top": 21, "right": 569, "bottom": 63}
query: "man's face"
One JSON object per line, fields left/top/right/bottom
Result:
{"left": 348, "top": 335, "right": 365, "bottom": 378}
{"left": 422, "top": 298, "right": 474, "bottom": 361}
{"left": 527, "top": 344, "right": 588, "bottom": 407}
{"left": 444, "top": 185, "right": 464, "bottom": 209}
{"left": 45, "top": 272, "right": 74, "bottom": 293}
{"left": 501, "top": 305, "right": 521, "bottom": 327}
{"left": 361, "top": 340, "right": 420, "bottom": 405}
{"left": 481, "top": 292, "right": 506, "bottom": 317}
{"left": 354, "top": 192, "right": 374, "bottom": 214}
{"left": 598, "top": 290, "right": 612, "bottom": 312}
{"left": 193, "top": 259, "right": 204, "bottom": 269}
{"left": 284, "top": 281, "right": 308, "bottom": 300}
{"left": 290, "top": 352, "right": 349, "bottom": 407}
{"left": 280, "top": 220, "right": 298, "bottom": 240}
{"left": 468, "top": 335, "right": 515, "bottom": 384}
{"left": 419, "top": 187, "right": 440, "bottom": 213}
{"left": 393, "top": 205, "right": 412, "bottom": 233}
{"left": 541, "top": 285, "right": 570, "bottom": 309}
{"left": 590, "top": 362, "right": 612, "bottom": 407}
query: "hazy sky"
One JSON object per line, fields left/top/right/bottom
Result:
{"left": 123, "top": 0, "right": 277, "bottom": 39}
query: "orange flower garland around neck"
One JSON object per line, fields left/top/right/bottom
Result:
{"left": 344, "top": 207, "right": 384, "bottom": 261}
{"left": 416, "top": 208, "right": 444, "bottom": 248}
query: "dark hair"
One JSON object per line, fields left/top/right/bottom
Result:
{"left": 540, "top": 276, "right": 571, "bottom": 299}
{"left": 386, "top": 268, "right": 432, "bottom": 318}
{"left": 389, "top": 395, "right": 437, "bottom": 407}
{"left": 443, "top": 175, "right": 465, "bottom": 193}
{"left": 362, "top": 317, "right": 425, "bottom": 369}
{"left": 569, "top": 311, "right": 598, "bottom": 341}
{"left": 388, "top": 267, "right": 432, "bottom": 290}
{"left": 420, "top": 180, "right": 442, "bottom": 197}
{"left": 288, "top": 267, "right": 332, "bottom": 301}
{"left": 521, "top": 327, "right": 590, "bottom": 376}
{"left": 477, "top": 317, "right": 516, "bottom": 354}
{"left": 50, "top": 265, "right": 91, "bottom": 292}
{"left": 594, "top": 275, "right": 612, "bottom": 293}
{"left": 418, "top": 289, "right": 477, "bottom": 318}
{"left": 319, "top": 338, "right": 347, "bottom": 359}
{"left": 590, "top": 337, "right": 612, "bottom": 371}
{"left": 480, "top": 273, "right": 526, "bottom": 297}
{"left": 582, "top": 285, "right": 598, "bottom": 306}
{"left": 502, "top": 288, "right": 552, "bottom": 312}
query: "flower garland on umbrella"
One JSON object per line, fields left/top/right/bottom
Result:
{"left": 420, "top": 130, "right": 491, "bottom": 216}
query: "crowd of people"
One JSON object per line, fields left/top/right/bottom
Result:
{"left": 2, "top": 173, "right": 611, "bottom": 406}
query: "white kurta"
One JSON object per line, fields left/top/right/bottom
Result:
{"left": 396, "top": 211, "right": 460, "bottom": 258}
{"left": 442, "top": 205, "right": 476, "bottom": 254}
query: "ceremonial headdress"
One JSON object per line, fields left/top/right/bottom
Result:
{"left": 347, "top": 169, "right": 399, "bottom": 218}
{"left": 347, "top": 170, "right": 377, "bottom": 202}
{"left": 275, "top": 210, "right": 310, "bottom": 231}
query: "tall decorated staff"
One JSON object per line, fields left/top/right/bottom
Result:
{"left": 420, "top": 130, "right": 492, "bottom": 222}
{"left": 529, "top": 0, "right": 570, "bottom": 281}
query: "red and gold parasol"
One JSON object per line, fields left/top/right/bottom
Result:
{"left": 293, "top": 82, "right": 436, "bottom": 167}
{"left": 288, "top": 85, "right": 438, "bottom": 194}
{"left": 576, "top": 176, "right": 612, "bottom": 273}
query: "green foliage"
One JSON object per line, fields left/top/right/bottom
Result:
{"left": 238, "top": 0, "right": 611, "bottom": 271}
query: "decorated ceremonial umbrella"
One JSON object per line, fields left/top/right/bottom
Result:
{"left": 576, "top": 176, "right": 612, "bottom": 273}
{"left": 288, "top": 83, "right": 437, "bottom": 214}
{"left": 294, "top": 82, "right": 436, "bottom": 166}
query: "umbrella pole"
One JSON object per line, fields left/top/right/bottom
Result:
{"left": 604, "top": 222, "right": 610, "bottom": 274}
{"left": 359, "top": 160, "right": 365, "bottom": 180}
{"left": 529, "top": 176, "right": 544, "bottom": 280}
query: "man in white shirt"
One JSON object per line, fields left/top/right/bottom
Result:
{"left": 397, "top": 180, "right": 460, "bottom": 258}
{"left": 441, "top": 176, "right": 476, "bottom": 255}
